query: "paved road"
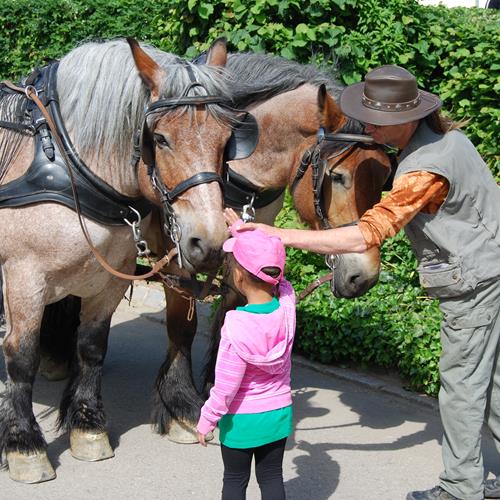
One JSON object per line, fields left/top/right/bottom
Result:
{"left": 0, "top": 283, "right": 498, "bottom": 500}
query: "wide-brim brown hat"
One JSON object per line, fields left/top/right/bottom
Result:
{"left": 340, "top": 65, "right": 442, "bottom": 126}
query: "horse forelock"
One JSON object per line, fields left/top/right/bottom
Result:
{"left": 56, "top": 39, "right": 236, "bottom": 174}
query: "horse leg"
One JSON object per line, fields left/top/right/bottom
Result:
{"left": 38, "top": 296, "right": 81, "bottom": 381}
{"left": 152, "top": 285, "right": 206, "bottom": 443}
{"left": 58, "top": 279, "right": 128, "bottom": 461}
{"left": 0, "top": 267, "right": 55, "bottom": 483}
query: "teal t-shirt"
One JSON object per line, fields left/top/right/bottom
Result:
{"left": 218, "top": 298, "right": 293, "bottom": 449}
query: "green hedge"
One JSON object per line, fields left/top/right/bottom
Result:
{"left": 0, "top": 0, "right": 498, "bottom": 395}
{"left": 1, "top": 0, "right": 498, "bottom": 175}
{"left": 0, "top": 0, "right": 164, "bottom": 78}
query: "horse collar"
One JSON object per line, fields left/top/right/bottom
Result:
{"left": 0, "top": 62, "right": 152, "bottom": 225}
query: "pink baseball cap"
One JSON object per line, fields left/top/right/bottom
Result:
{"left": 223, "top": 229, "right": 286, "bottom": 285}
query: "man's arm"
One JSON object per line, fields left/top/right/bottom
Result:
{"left": 260, "top": 224, "right": 368, "bottom": 254}
{"left": 225, "top": 171, "right": 448, "bottom": 255}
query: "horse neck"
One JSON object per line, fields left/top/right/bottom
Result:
{"left": 231, "top": 84, "right": 320, "bottom": 189}
{"left": 61, "top": 120, "right": 140, "bottom": 198}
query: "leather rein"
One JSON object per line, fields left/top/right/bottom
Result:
{"left": 1, "top": 79, "right": 176, "bottom": 281}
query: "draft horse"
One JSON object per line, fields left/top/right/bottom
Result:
{"left": 135, "top": 48, "right": 394, "bottom": 442}
{"left": 198, "top": 52, "right": 394, "bottom": 398}
{"left": 0, "top": 38, "right": 253, "bottom": 482}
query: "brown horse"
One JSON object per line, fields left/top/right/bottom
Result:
{"left": 289, "top": 133, "right": 393, "bottom": 297}
{"left": 135, "top": 49, "right": 394, "bottom": 443}
{"left": 225, "top": 52, "right": 393, "bottom": 298}
{"left": 194, "top": 52, "right": 393, "bottom": 396}
{"left": 0, "top": 38, "right": 247, "bottom": 482}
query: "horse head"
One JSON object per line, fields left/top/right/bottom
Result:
{"left": 128, "top": 38, "right": 250, "bottom": 273}
{"left": 290, "top": 86, "right": 393, "bottom": 298}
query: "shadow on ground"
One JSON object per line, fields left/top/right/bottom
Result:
{"left": 0, "top": 305, "right": 498, "bottom": 498}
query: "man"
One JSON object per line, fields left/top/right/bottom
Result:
{"left": 229, "top": 65, "right": 500, "bottom": 500}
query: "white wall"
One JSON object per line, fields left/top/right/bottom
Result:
{"left": 419, "top": 0, "right": 487, "bottom": 6}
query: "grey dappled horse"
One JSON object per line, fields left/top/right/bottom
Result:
{"left": 0, "top": 38, "right": 246, "bottom": 483}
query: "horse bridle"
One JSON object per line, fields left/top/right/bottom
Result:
{"left": 290, "top": 127, "right": 397, "bottom": 297}
{"left": 135, "top": 77, "right": 258, "bottom": 268}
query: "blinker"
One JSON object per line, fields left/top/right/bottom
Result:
{"left": 317, "top": 127, "right": 325, "bottom": 144}
{"left": 224, "top": 112, "right": 260, "bottom": 161}
{"left": 140, "top": 121, "right": 155, "bottom": 169}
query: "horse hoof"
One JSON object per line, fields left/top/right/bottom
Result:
{"left": 39, "top": 356, "right": 69, "bottom": 381}
{"left": 167, "top": 420, "right": 214, "bottom": 444}
{"left": 6, "top": 450, "right": 56, "bottom": 483}
{"left": 70, "top": 430, "right": 114, "bottom": 461}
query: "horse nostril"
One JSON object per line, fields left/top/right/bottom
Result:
{"left": 188, "top": 237, "right": 205, "bottom": 256}
{"left": 187, "top": 237, "right": 223, "bottom": 269}
{"left": 349, "top": 273, "right": 361, "bottom": 285}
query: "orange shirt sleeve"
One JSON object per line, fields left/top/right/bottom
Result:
{"left": 358, "top": 171, "right": 449, "bottom": 249}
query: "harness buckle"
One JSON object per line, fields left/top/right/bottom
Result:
{"left": 241, "top": 194, "right": 256, "bottom": 222}
{"left": 124, "top": 206, "right": 151, "bottom": 257}
{"left": 325, "top": 254, "right": 338, "bottom": 295}
{"left": 24, "top": 85, "right": 39, "bottom": 100}
{"left": 164, "top": 216, "right": 183, "bottom": 269}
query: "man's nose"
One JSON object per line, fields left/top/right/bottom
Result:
{"left": 364, "top": 123, "right": 376, "bottom": 134}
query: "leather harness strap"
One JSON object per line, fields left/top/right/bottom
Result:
{"left": 297, "top": 272, "right": 334, "bottom": 302}
{"left": 2, "top": 80, "right": 175, "bottom": 281}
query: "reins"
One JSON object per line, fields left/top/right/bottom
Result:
{"left": 1, "top": 80, "right": 174, "bottom": 281}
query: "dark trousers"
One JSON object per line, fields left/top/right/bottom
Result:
{"left": 221, "top": 437, "right": 287, "bottom": 500}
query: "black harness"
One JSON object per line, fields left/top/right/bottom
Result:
{"left": 0, "top": 63, "right": 152, "bottom": 225}
{"left": 290, "top": 126, "right": 398, "bottom": 230}
{"left": 129, "top": 64, "right": 260, "bottom": 264}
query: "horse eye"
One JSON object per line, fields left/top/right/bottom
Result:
{"left": 154, "top": 133, "right": 170, "bottom": 148}
{"left": 331, "top": 172, "right": 344, "bottom": 184}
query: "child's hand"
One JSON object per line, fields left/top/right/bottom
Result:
{"left": 197, "top": 431, "right": 208, "bottom": 447}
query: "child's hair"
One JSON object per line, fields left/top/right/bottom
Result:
{"left": 228, "top": 254, "right": 281, "bottom": 285}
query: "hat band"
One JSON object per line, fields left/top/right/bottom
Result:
{"left": 362, "top": 92, "right": 421, "bottom": 112}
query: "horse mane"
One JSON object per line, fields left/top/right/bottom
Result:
{"left": 226, "top": 52, "right": 364, "bottom": 140}
{"left": 57, "top": 39, "right": 237, "bottom": 171}
{"left": 0, "top": 92, "right": 31, "bottom": 182}
{"left": 227, "top": 52, "right": 345, "bottom": 107}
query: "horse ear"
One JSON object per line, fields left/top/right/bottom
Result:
{"left": 206, "top": 37, "right": 227, "bottom": 67}
{"left": 127, "top": 37, "right": 165, "bottom": 99}
{"left": 317, "top": 84, "right": 345, "bottom": 132}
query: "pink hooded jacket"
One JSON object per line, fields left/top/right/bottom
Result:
{"left": 197, "top": 279, "right": 296, "bottom": 435}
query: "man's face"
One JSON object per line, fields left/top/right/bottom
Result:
{"left": 363, "top": 121, "right": 418, "bottom": 149}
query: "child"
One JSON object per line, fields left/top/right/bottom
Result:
{"left": 197, "top": 219, "right": 296, "bottom": 500}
